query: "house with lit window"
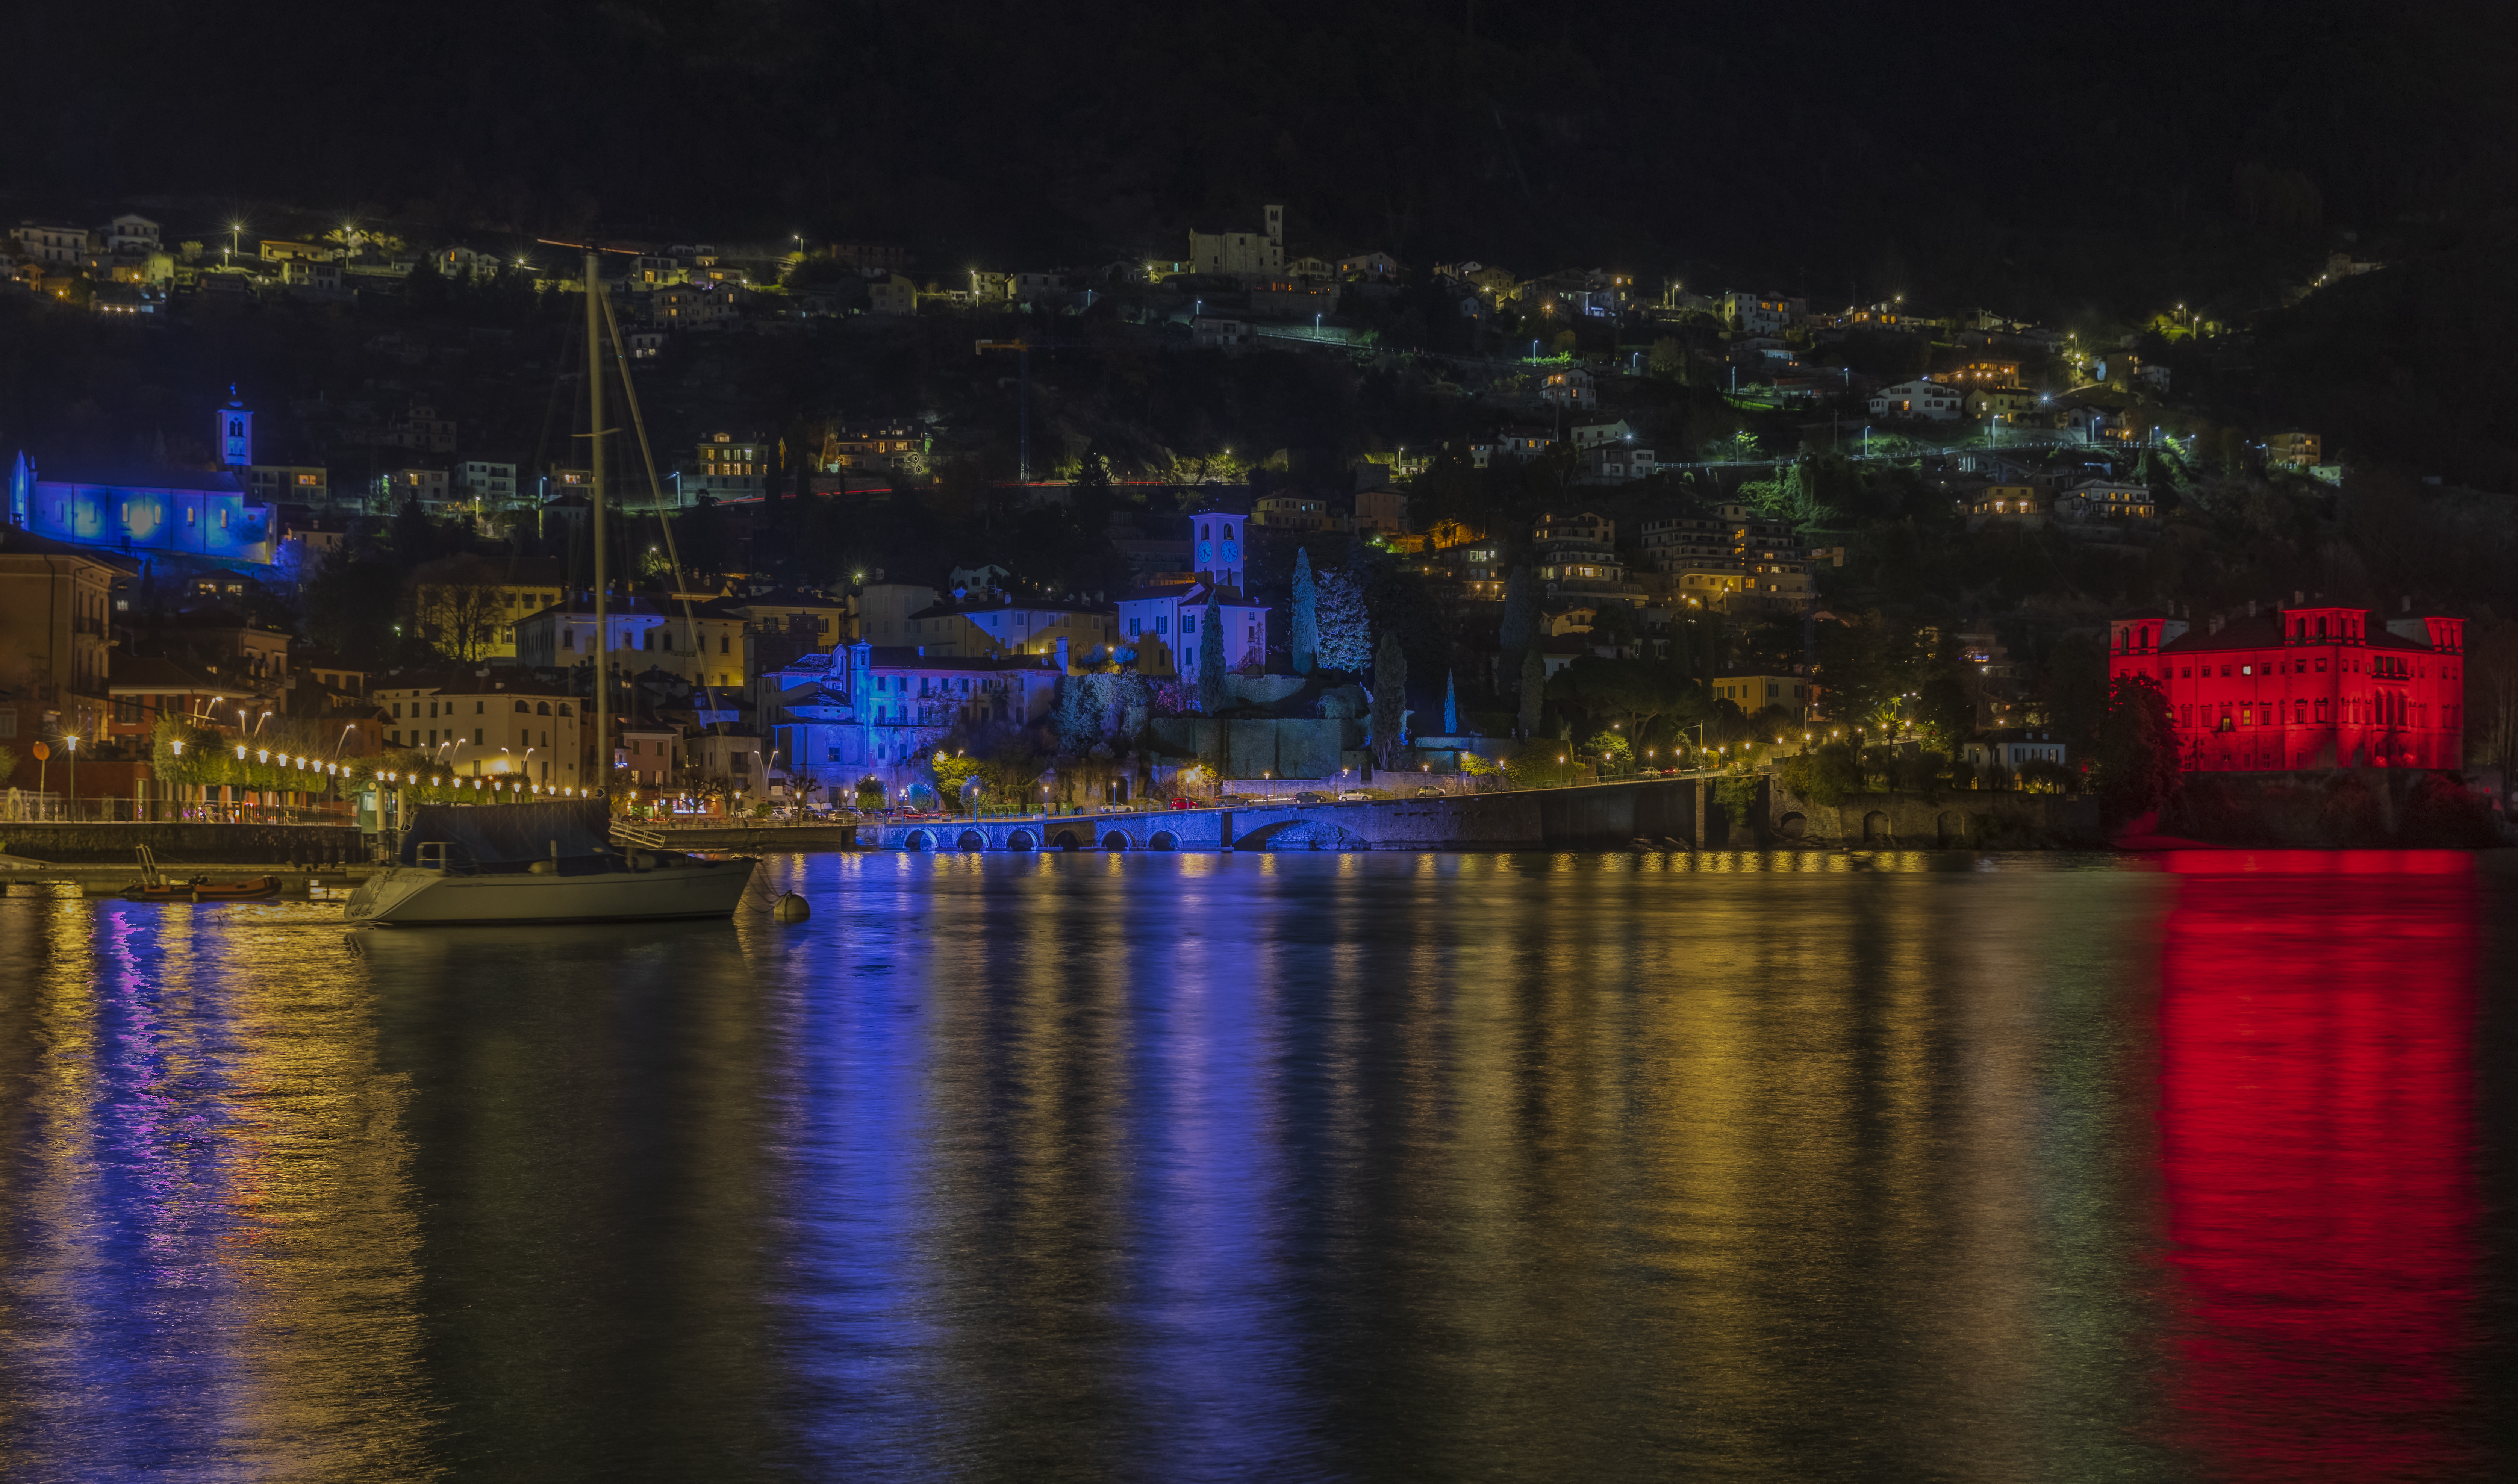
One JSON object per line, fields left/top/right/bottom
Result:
{"left": 101, "top": 657, "right": 253, "bottom": 750}
{"left": 1540, "top": 366, "right": 1597, "bottom": 409}
{"left": 514, "top": 597, "right": 747, "bottom": 697}
{"left": 2108, "top": 604, "right": 2465, "bottom": 772}
{"left": 372, "top": 670, "right": 585, "bottom": 787}
{"left": 685, "top": 432, "right": 768, "bottom": 501}
{"left": 2055, "top": 479, "right": 2156, "bottom": 524}
{"left": 1867, "top": 379, "right": 1965, "bottom": 421}
{"left": 1116, "top": 578, "right": 1269, "bottom": 681}
{"left": 616, "top": 722, "right": 680, "bottom": 787}
{"left": 1715, "top": 673, "right": 1810, "bottom": 718}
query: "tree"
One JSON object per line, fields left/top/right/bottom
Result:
{"left": 1197, "top": 589, "right": 1230, "bottom": 713}
{"left": 302, "top": 543, "right": 404, "bottom": 666}
{"left": 1313, "top": 566, "right": 1372, "bottom": 672}
{"left": 1497, "top": 564, "right": 1535, "bottom": 661}
{"left": 1443, "top": 671, "right": 1458, "bottom": 734}
{"left": 1913, "top": 669, "right": 1976, "bottom": 754}
{"left": 1051, "top": 675, "right": 1101, "bottom": 756}
{"left": 1370, "top": 628, "right": 1407, "bottom": 767}
{"left": 1547, "top": 654, "right": 1692, "bottom": 745}
{"left": 1291, "top": 548, "right": 1319, "bottom": 674}
{"left": 410, "top": 553, "right": 510, "bottom": 662}
{"left": 2089, "top": 673, "right": 2179, "bottom": 824}
{"left": 1518, "top": 647, "right": 1545, "bottom": 737}
{"left": 1774, "top": 741, "right": 1864, "bottom": 806}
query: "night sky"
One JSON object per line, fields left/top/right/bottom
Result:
{"left": 15, "top": 1, "right": 2510, "bottom": 310}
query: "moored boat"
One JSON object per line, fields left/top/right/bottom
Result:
{"left": 120, "top": 846, "right": 283, "bottom": 903}
{"left": 345, "top": 800, "right": 758, "bottom": 927}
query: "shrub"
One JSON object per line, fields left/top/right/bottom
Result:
{"left": 2015, "top": 759, "right": 2078, "bottom": 793}
{"left": 1773, "top": 742, "right": 1863, "bottom": 806}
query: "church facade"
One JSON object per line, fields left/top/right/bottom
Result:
{"left": 8, "top": 390, "right": 275, "bottom": 565}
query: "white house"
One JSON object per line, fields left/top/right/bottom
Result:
{"left": 866, "top": 274, "right": 916, "bottom": 315}
{"left": 1569, "top": 417, "right": 1636, "bottom": 448}
{"left": 1540, "top": 366, "right": 1598, "bottom": 409}
{"left": 1580, "top": 446, "right": 1658, "bottom": 484}
{"left": 1963, "top": 730, "right": 2068, "bottom": 773}
{"left": 105, "top": 214, "right": 161, "bottom": 252}
{"left": 1116, "top": 578, "right": 1269, "bottom": 683}
{"left": 1867, "top": 379, "right": 1966, "bottom": 421}
{"left": 1191, "top": 316, "right": 1253, "bottom": 350}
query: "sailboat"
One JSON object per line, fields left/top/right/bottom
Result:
{"left": 345, "top": 798, "right": 756, "bottom": 925}
{"left": 345, "top": 248, "right": 760, "bottom": 927}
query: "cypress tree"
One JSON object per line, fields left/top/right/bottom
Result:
{"left": 1197, "top": 588, "right": 1229, "bottom": 714}
{"left": 1370, "top": 629, "right": 1408, "bottom": 766}
{"left": 1498, "top": 565, "right": 1534, "bottom": 661}
{"left": 1443, "top": 670, "right": 1458, "bottom": 734}
{"left": 1291, "top": 548, "right": 1319, "bottom": 674}
{"left": 1517, "top": 648, "right": 1545, "bottom": 738}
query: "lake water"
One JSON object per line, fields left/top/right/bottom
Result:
{"left": 2, "top": 850, "right": 2512, "bottom": 1481}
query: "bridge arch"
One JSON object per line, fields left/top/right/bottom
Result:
{"left": 957, "top": 829, "right": 986, "bottom": 852}
{"left": 1102, "top": 831, "right": 1131, "bottom": 851}
{"left": 1862, "top": 811, "right": 1891, "bottom": 846}
{"left": 1004, "top": 829, "right": 1035, "bottom": 851}
{"left": 1049, "top": 828, "right": 1083, "bottom": 851}
{"left": 904, "top": 828, "right": 935, "bottom": 851}
{"left": 1148, "top": 831, "right": 1177, "bottom": 851}
{"left": 1236, "top": 818, "right": 1367, "bottom": 851}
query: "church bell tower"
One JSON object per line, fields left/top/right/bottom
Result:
{"left": 217, "top": 386, "right": 254, "bottom": 469}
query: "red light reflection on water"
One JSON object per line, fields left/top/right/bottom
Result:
{"left": 2158, "top": 850, "right": 2480, "bottom": 1478}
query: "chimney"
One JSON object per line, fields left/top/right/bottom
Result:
{"left": 2295, "top": 590, "right": 2305, "bottom": 605}
{"left": 2403, "top": 595, "right": 2413, "bottom": 613}
{"left": 2246, "top": 600, "right": 2257, "bottom": 619}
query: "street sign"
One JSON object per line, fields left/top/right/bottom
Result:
{"left": 30, "top": 742, "right": 48, "bottom": 762}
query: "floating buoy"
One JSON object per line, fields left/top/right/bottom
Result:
{"left": 772, "top": 891, "right": 811, "bottom": 923}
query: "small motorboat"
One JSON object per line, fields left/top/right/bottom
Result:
{"left": 121, "top": 846, "right": 282, "bottom": 903}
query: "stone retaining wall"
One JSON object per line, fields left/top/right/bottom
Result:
{"left": 0, "top": 821, "right": 368, "bottom": 864}
{"left": 1765, "top": 786, "right": 2104, "bottom": 848}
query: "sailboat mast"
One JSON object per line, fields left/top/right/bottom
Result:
{"left": 585, "top": 248, "right": 609, "bottom": 803}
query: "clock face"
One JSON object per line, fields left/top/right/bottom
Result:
{"left": 1223, "top": 540, "right": 1239, "bottom": 561}
{"left": 1198, "top": 541, "right": 1212, "bottom": 563}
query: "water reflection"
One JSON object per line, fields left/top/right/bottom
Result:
{"left": 0, "top": 853, "right": 2504, "bottom": 1481}
{"left": 2157, "top": 851, "right": 2486, "bottom": 1479}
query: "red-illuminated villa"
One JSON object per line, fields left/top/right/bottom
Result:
{"left": 2109, "top": 604, "right": 2465, "bottom": 771}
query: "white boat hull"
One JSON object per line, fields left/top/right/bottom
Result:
{"left": 345, "top": 856, "right": 760, "bottom": 926}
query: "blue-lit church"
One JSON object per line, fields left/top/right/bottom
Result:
{"left": 7, "top": 391, "right": 275, "bottom": 566}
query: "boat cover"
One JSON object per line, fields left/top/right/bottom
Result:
{"left": 398, "top": 800, "right": 613, "bottom": 866}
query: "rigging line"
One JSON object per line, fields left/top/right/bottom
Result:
{"left": 597, "top": 289, "right": 724, "bottom": 736}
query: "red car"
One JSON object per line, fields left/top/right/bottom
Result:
{"left": 1168, "top": 797, "right": 1192, "bottom": 810}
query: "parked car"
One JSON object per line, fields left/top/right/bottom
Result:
{"left": 1338, "top": 789, "right": 1371, "bottom": 801}
{"left": 1167, "top": 796, "right": 1193, "bottom": 810}
{"left": 1218, "top": 793, "right": 1257, "bottom": 806}
{"left": 1294, "top": 791, "right": 1328, "bottom": 805}
{"left": 1413, "top": 786, "right": 1445, "bottom": 798}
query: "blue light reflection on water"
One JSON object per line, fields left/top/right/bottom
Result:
{"left": 0, "top": 851, "right": 2509, "bottom": 1482}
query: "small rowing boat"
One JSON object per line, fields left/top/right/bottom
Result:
{"left": 121, "top": 846, "right": 283, "bottom": 903}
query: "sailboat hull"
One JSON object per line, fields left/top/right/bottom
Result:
{"left": 346, "top": 856, "right": 760, "bottom": 927}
